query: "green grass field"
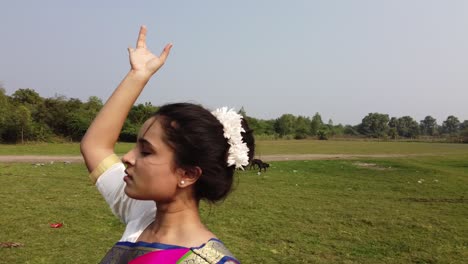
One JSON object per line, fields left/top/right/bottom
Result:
{"left": 0, "top": 142, "right": 467, "bottom": 263}
{"left": 1, "top": 140, "right": 468, "bottom": 156}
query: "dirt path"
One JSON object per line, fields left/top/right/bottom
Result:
{"left": 0, "top": 153, "right": 433, "bottom": 163}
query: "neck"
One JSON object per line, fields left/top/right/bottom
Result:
{"left": 143, "top": 198, "right": 212, "bottom": 247}
{"left": 154, "top": 199, "right": 202, "bottom": 230}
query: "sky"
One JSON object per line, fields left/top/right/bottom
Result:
{"left": 1, "top": 0, "right": 467, "bottom": 125}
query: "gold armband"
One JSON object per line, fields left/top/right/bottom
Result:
{"left": 89, "top": 154, "right": 121, "bottom": 183}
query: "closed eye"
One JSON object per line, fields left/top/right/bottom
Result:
{"left": 140, "top": 151, "right": 151, "bottom": 156}
{"left": 137, "top": 137, "right": 156, "bottom": 157}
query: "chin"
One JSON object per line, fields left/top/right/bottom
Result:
{"left": 123, "top": 186, "right": 139, "bottom": 199}
{"left": 124, "top": 186, "right": 155, "bottom": 201}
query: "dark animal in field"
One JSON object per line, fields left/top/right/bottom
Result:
{"left": 250, "top": 159, "right": 270, "bottom": 172}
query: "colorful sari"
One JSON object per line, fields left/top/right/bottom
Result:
{"left": 100, "top": 238, "right": 240, "bottom": 264}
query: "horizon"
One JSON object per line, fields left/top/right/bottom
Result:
{"left": 2, "top": 86, "right": 464, "bottom": 127}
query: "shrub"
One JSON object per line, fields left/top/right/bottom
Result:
{"left": 317, "top": 130, "right": 328, "bottom": 140}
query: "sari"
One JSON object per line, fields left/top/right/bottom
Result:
{"left": 100, "top": 238, "right": 240, "bottom": 264}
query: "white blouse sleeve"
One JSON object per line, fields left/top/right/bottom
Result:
{"left": 90, "top": 154, "right": 156, "bottom": 225}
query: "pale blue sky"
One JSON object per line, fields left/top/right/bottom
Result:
{"left": 1, "top": 0, "right": 467, "bottom": 125}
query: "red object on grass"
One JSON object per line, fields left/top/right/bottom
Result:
{"left": 49, "top": 223, "right": 63, "bottom": 228}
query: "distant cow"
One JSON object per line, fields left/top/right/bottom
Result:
{"left": 250, "top": 159, "right": 270, "bottom": 172}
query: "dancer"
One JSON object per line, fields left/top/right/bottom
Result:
{"left": 81, "top": 26, "right": 254, "bottom": 263}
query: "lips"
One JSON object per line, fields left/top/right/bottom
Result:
{"left": 124, "top": 175, "right": 133, "bottom": 182}
{"left": 124, "top": 170, "right": 134, "bottom": 182}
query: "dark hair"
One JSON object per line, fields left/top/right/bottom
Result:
{"left": 154, "top": 103, "right": 255, "bottom": 202}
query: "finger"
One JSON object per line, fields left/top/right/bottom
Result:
{"left": 159, "top": 43, "right": 173, "bottom": 63}
{"left": 136, "top": 25, "right": 147, "bottom": 49}
{"left": 127, "top": 46, "right": 135, "bottom": 54}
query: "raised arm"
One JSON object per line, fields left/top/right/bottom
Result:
{"left": 80, "top": 26, "right": 172, "bottom": 173}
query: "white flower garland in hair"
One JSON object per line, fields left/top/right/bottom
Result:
{"left": 211, "top": 107, "right": 250, "bottom": 169}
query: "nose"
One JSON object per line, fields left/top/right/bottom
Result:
{"left": 122, "top": 147, "right": 136, "bottom": 167}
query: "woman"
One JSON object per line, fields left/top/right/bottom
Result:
{"left": 81, "top": 26, "right": 254, "bottom": 263}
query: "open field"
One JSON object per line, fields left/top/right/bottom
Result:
{"left": 1, "top": 140, "right": 468, "bottom": 156}
{"left": 1, "top": 151, "right": 467, "bottom": 263}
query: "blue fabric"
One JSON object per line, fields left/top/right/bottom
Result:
{"left": 116, "top": 241, "right": 186, "bottom": 250}
{"left": 218, "top": 255, "right": 241, "bottom": 264}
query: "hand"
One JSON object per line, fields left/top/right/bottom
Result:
{"left": 128, "top": 26, "right": 172, "bottom": 79}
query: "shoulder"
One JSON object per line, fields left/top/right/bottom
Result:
{"left": 187, "top": 239, "right": 240, "bottom": 264}
{"left": 90, "top": 153, "right": 123, "bottom": 183}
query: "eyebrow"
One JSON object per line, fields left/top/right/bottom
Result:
{"left": 137, "top": 138, "right": 156, "bottom": 149}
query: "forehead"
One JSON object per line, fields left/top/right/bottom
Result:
{"left": 138, "top": 117, "right": 164, "bottom": 140}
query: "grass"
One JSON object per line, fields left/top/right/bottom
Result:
{"left": 1, "top": 140, "right": 468, "bottom": 156}
{"left": 0, "top": 142, "right": 131, "bottom": 156}
{"left": 254, "top": 140, "right": 468, "bottom": 156}
{"left": 1, "top": 154, "right": 467, "bottom": 263}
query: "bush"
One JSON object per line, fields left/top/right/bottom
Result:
{"left": 317, "top": 130, "right": 328, "bottom": 140}
{"left": 30, "top": 122, "right": 53, "bottom": 142}
{"left": 294, "top": 132, "right": 308, "bottom": 140}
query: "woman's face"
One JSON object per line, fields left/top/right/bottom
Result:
{"left": 122, "top": 117, "right": 181, "bottom": 201}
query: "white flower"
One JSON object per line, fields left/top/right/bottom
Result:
{"left": 211, "top": 107, "right": 249, "bottom": 169}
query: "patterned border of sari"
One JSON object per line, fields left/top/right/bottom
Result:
{"left": 128, "top": 239, "right": 240, "bottom": 264}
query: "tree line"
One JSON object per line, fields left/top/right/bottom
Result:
{"left": 241, "top": 109, "right": 468, "bottom": 142}
{"left": 1, "top": 88, "right": 467, "bottom": 143}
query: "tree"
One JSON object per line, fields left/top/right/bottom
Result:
{"left": 326, "top": 119, "right": 337, "bottom": 136}
{"left": 388, "top": 117, "right": 398, "bottom": 129}
{"left": 68, "top": 110, "right": 93, "bottom": 141}
{"left": 397, "top": 116, "right": 419, "bottom": 138}
{"left": 11, "top": 88, "right": 42, "bottom": 105}
{"left": 358, "top": 113, "right": 389, "bottom": 138}
{"left": 420, "top": 116, "right": 438, "bottom": 136}
{"left": 235, "top": 107, "right": 270, "bottom": 136}
{"left": 343, "top": 125, "right": 359, "bottom": 136}
{"left": 459, "top": 120, "right": 468, "bottom": 130}
{"left": 5, "top": 105, "right": 32, "bottom": 143}
{"left": 310, "top": 112, "right": 323, "bottom": 136}
{"left": 442, "top": 115, "right": 460, "bottom": 135}
{"left": 294, "top": 116, "right": 311, "bottom": 139}
{"left": 460, "top": 127, "right": 468, "bottom": 143}
{"left": 84, "top": 96, "right": 103, "bottom": 112}
{"left": 11, "top": 89, "right": 44, "bottom": 132}
{"left": 127, "top": 102, "right": 158, "bottom": 126}
{"left": 333, "top": 124, "right": 345, "bottom": 136}
{"left": 274, "top": 114, "right": 296, "bottom": 137}
{"left": 261, "top": 119, "right": 276, "bottom": 135}
{"left": 0, "top": 87, "right": 9, "bottom": 141}
{"left": 388, "top": 127, "right": 398, "bottom": 139}
{"left": 0, "top": 87, "right": 7, "bottom": 109}
{"left": 40, "top": 96, "right": 81, "bottom": 137}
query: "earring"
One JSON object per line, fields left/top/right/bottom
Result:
{"left": 181, "top": 180, "right": 185, "bottom": 185}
